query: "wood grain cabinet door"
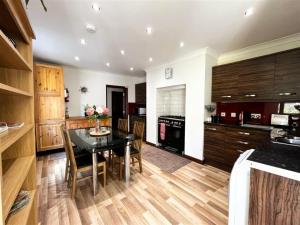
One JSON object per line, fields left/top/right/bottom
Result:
{"left": 38, "top": 96, "right": 65, "bottom": 122}
{"left": 35, "top": 66, "right": 63, "bottom": 95}
{"left": 37, "top": 124, "right": 64, "bottom": 151}
{"left": 238, "top": 56, "right": 275, "bottom": 101}
{"left": 274, "top": 48, "right": 300, "bottom": 100}
{"left": 212, "top": 64, "right": 238, "bottom": 102}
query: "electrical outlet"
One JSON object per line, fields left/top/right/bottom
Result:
{"left": 231, "top": 112, "right": 236, "bottom": 118}
{"left": 251, "top": 113, "right": 261, "bottom": 119}
{"left": 221, "top": 112, "right": 226, "bottom": 117}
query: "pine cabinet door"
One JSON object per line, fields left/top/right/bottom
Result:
{"left": 35, "top": 66, "right": 63, "bottom": 95}
{"left": 37, "top": 123, "right": 64, "bottom": 151}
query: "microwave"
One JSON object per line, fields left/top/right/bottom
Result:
{"left": 138, "top": 107, "right": 146, "bottom": 115}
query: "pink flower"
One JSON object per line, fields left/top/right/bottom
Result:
{"left": 102, "top": 107, "right": 109, "bottom": 115}
{"left": 86, "top": 107, "right": 95, "bottom": 116}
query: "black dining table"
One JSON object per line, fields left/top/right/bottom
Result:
{"left": 69, "top": 127, "right": 136, "bottom": 196}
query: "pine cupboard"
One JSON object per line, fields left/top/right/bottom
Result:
{"left": 212, "top": 48, "right": 300, "bottom": 102}
{"left": 0, "top": 0, "right": 37, "bottom": 224}
{"left": 34, "top": 63, "right": 65, "bottom": 152}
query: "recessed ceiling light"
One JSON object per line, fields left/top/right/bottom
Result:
{"left": 244, "top": 7, "right": 254, "bottom": 17}
{"left": 74, "top": 56, "right": 80, "bottom": 61}
{"left": 149, "top": 57, "right": 153, "bottom": 62}
{"left": 146, "top": 27, "right": 152, "bottom": 35}
{"left": 120, "top": 50, "right": 125, "bottom": 55}
{"left": 92, "top": 3, "right": 100, "bottom": 12}
{"left": 106, "top": 62, "right": 110, "bottom": 67}
{"left": 80, "top": 39, "right": 86, "bottom": 45}
{"left": 130, "top": 67, "right": 134, "bottom": 71}
{"left": 180, "top": 42, "right": 185, "bottom": 47}
{"left": 86, "top": 24, "right": 96, "bottom": 33}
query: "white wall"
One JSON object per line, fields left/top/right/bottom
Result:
{"left": 64, "top": 67, "right": 145, "bottom": 116}
{"left": 146, "top": 48, "right": 217, "bottom": 160}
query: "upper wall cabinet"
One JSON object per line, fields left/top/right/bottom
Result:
{"left": 238, "top": 55, "right": 275, "bottom": 101}
{"left": 212, "top": 64, "right": 238, "bottom": 102}
{"left": 274, "top": 48, "right": 300, "bottom": 100}
{"left": 212, "top": 48, "right": 300, "bottom": 102}
{"left": 135, "top": 82, "right": 146, "bottom": 104}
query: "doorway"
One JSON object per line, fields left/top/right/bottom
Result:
{"left": 106, "top": 85, "right": 128, "bottom": 129}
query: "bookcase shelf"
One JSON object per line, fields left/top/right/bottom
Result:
{"left": 2, "top": 156, "right": 35, "bottom": 220}
{"left": 0, "top": 30, "right": 32, "bottom": 71}
{"left": 6, "top": 190, "right": 36, "bottom": 225}
{"left": 0, "top": 83, "right": 32, "bottom": 97}
{"left": 0, "top": 1, "right": 36, "bottom": 225}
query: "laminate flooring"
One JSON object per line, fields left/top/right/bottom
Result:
{"left": 37, "top": 144, "right": 230, "bottom": 225}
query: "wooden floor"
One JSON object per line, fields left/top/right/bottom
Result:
{"left": 37, "top": 145, "right": 230, "bottom": 225}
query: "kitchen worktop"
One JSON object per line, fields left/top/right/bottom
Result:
{"left": 204, "top": 121, "right": 273, "bottom": 131}
{"left": 248, "top": 142, "right": 300, "bottom": 173}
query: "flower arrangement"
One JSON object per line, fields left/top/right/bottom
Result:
{"left": 84, "top": 105, "right": 109, "bottom": 121}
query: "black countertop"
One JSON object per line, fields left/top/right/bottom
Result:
{"left": 248, "top": 142, "right": 300, "bottom": 173}
{"left": 204, "top": 121, "right": 272, "bottom": 132}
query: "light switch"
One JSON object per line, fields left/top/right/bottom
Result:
{"left": 231, "top": 112, "right": 236, "bottom": 118}
{"left": 221, "top": 112, "right": 226, "bottom": 117}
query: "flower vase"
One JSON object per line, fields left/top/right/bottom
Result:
{"left": 95, "top": 119, "right": 100, "bottom": 133}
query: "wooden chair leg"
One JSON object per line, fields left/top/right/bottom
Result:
{"left": 71, "top": 171, "right": 77, "bottom": 199}
{"left": 108, "top": 150, "right": 111, "bottom": 166}
{"left": 138, "top": 155, "right": 143, "bottom": 173}
{"left": 119, "top": 158, "right": 123, "bottom": 180}
{"left": 65, "top": 159, "right": 69, "bottom": 181}
{"left": 103, "top": 163, "right": 106, "bottom": 187}
{"left": 132, "top": 157, "right": 135, "bottom": 166}
{"left": 68, "top": 173, "right": 72, "bottom": 188}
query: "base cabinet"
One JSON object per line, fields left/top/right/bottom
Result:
{"left": 66, "top": 117, "right": 111, "bottom": 130}
{"left": 204, "top": 124, "right": 269, "bottom": 171}
{"left": 37, "top": 123, "right": 64, "bottom": 151}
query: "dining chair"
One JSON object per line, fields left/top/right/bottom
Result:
{"left": 112, "top": 120, "right": 145, "bottom": 180}
{"left": 118, "top": 118, "right": 128, "bottom": 132}
{"left": 60, "top": 124, "right": 107, "bottom": 198}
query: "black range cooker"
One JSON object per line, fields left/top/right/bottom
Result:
{"left": 158, "top": 115, "right": 185, "bottom": 154}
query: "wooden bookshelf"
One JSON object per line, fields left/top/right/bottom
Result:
{"left": 0, "top": 1, "right": 36, "bottom": 225}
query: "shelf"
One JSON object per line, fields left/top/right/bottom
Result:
{"left": 6, "top": 190, "right": 36, "bottom": 225}
{"left": 0, "top": 30, "right": 32, "bottom": 71}
{"left": 2, "top": 156, "right": 35, "bottom": 220}
{"left": 0, "top": 124, "right": 33, "bottom": 154}
{"left": 0, "top": 83, "right": 32, "bottom": 97}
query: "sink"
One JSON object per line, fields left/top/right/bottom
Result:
{"left": 275, "top": 137, "right": 300, "bottom": 146}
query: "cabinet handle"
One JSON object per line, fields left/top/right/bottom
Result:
{"left": 244, "top": 94, "right": 256, "bottom": 97}
{"left": 206, "top": 127, "right": 217, "bottom": 131}
{"left": 237, "top": 150, "right": 244, "bottom": 153}
{"left": 237, "top": 141, "right": 249, "bottom": 145}
{"left": 221, "top": 95, "right": 232, "bottom": 98}
{"left": 278, "top": 92, "right": 296, "bottom": 96}
{"left": 238, "top": 131, "right": 250, "bottom": 135}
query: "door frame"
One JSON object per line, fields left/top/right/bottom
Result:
{"left": 106, "top": 85, "right": 128, "bottom": 118}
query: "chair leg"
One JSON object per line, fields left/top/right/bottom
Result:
{"left": 68, "top": 172, "right": 72, "bottom": 188}
{"left": 71, "top": 171, "right": 77, "bottom": 199}
{"left": 108, "top": 150, "right": 112, "bottom": 166}
{"left": 65, "top": 159, "right": 69, "bottom": 182}
{"left": 119, "top": 159, "right": 123, "bottom": 180}
{"left": 138, "top": 155, "right": 143, "bottom": 173}
{"left": 132, "top": 157, "right": 135, "bottom": 166}
{"left": 102, "top": 163, "right": 106, "bottom": 187}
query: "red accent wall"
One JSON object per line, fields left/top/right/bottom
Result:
{"left": 216, "top": 102, "right": 280, "bottom": 125}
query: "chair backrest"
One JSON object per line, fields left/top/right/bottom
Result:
{"left": 118, "top": 118, "right": 128, "bottom": 132}
{"left": 133, "top": 121, "right": 145, "bottom": 151}
{"left": 60, "top": 124, "right": 77, "bottom": 170}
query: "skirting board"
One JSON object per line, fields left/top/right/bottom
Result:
{"left": 145, "top": 141, "right": 204, "bottom": 164}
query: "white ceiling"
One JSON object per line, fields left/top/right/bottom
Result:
{"left": 26, "top": 0, "right": 300, "bottom": 76}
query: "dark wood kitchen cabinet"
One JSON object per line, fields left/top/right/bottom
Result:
{"left": 135, "top": 82, "right": 146, "bottom": 104}
{"left": 238, "top": 55, "right": 275, "bottom": 101}
{"left": 204, "top": 123, "right": 270, "bottom": 171}
{"left": 212, "top": 48, "right": 300, "bottom": 102}
{"left": 212, "top": 64, "right": 238, "bottom": 102}
{"left": 274, "top": 48, "right": 300, "bottom": 100}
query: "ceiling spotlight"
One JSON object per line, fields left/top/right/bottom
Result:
{"left": 120, "top": 50, "right": 125, "bottom": 55}
{"left": 130, "top": 67, "right": 134, "bottom": 71}
{"left": 180, "top": 42, "right": 185, "bottom": 47}
{"left": 244, "top": 7, "right": 254, "bottom": 17}
{"left": 92, "top": 3, "right": 100, "bottom": 12}
{"left": 149, "top": 57, "right": 153, "bottom": 62}
{"left": 80, "top": 39, "right": 86, "bottom": 45}
{"left": 146, "top": 27, "right": 152, "bottom": 35}
{"left": 74, "top": 56, "right": 80, "bottom": 61}
{"left": 86, "top": 23, "right": 96, "bottom": 33}
{"left": 106, "top": 62, "right": 110, "bottom": 67}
